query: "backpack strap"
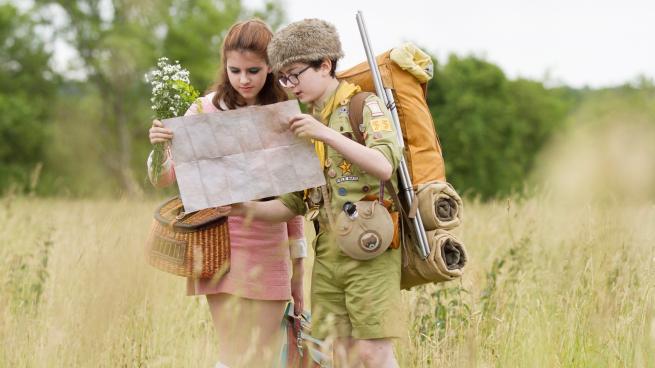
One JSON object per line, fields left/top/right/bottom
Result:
{"left": 347, "top": 92, "right": 386, "bottom": 202}
{"left": 347, "top": 92, "right": 374, "bottom": 145}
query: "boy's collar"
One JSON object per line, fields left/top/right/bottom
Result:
{"left": 312, "top": 79, "right": 341, "bottom": 111}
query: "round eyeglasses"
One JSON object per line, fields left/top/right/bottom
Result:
{"left": 278, "top": 65, "right": 312, "bottom": 88}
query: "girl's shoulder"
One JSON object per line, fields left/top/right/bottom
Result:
{"left": 185, "top": 92, "right": 224, "bottom": 116}
{"left": 198, "top": 92, "right": 221, "bottom": 113}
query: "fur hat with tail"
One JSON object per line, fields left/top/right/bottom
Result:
{"left": 267, "top": 18, "right": 344, "bottom": 73}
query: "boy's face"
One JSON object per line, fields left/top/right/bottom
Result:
{"left": 278, "top": 61, "right": 332, "bottom": 104}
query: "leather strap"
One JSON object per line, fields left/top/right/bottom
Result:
{"left": 348, "top": 92, "right": 386, "bottom": 204}
{"left": 347, "top": 92, "right": 373, "bottom": 144}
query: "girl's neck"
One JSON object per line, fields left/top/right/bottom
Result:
{"left": 244, "top": 96, "right": 258, "bottom": 106}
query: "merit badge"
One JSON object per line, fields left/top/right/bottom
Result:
{"left": 338, "top": 187, "right": 347, "bottom": 196}
{"left": 336, "top": 176, "right": 359, "bottom": 184}
{"left": 328, "top": 168, "right": 337, "bottom": 178}
{"left": 370, "top": 118, "right": 392, "bottom": 132}
{"left": 338, "top": 160, "right": 352, "bottom": 176}
{"left": 373, "top": 132, "right": 384, "bottom": 140}
{"left": 366, "top": 101, "right": 385, "bottom": 117}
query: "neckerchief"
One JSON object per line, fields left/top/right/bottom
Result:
{"left": 310, "top": 81, "right": 361, "bottom": 169}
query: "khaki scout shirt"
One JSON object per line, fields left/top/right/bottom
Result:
{"left": 279, "top": 87, "right": 402, "bottom": 228}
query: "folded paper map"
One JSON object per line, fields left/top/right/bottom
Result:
{"left": 163, "top": 100, "right": 325, "bottom": 212}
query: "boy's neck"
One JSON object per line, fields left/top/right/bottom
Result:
{"left": 315, "top": 78, "right": 340, "bottom": 107}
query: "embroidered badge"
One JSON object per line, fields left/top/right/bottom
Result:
{"left": 336, "top": 176, "right": 359, "bottom": 184}
{"left": 366, "top": 101, "right": 385, "bottom": 117}
{"left": 370, "top": 118, "right": 392, "bottom": 132}
{"left": 373, "top": 132, "right": 384, "bottom": 140}
{"left": 338, "top": 187, "right": 347, "bottom": 196}
{"left": 338, "top": 160, "right": 352, "bottom": 176}
{"left": 327, "top": 168, "right": 337, "bottom": 178}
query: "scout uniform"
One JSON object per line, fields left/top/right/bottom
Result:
{"left": 279, "top": 80, "right": 404, "bottom": 339}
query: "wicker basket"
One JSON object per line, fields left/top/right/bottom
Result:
{"left": 145, "top": 196, "right": 230, "bottom": 279}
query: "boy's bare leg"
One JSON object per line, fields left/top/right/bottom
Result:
{"left": 333, "top": 337, "right": 362, "bottom": 368}
{"left": 355, "top": 338, "right": 398, "bottom": 368}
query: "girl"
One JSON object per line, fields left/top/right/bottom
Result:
{"left": 147, "top": 19, "right": 306, "bottom": 367}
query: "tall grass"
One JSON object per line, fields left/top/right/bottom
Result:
{"left": 1, "top": 192, "right": 652, "bottom": 367}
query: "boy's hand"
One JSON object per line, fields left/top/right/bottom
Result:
{"left": 289, "top": 114, "right": 333, "bottom": 141}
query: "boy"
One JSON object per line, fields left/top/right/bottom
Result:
{"left": 230, "top": 19, "right": 403, "bottom": 367}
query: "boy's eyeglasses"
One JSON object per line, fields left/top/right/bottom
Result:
{"left": 278, "top": 65, "right": 311, "bottom": 88}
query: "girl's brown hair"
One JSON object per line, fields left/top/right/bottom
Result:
{"left": 210, "top": 19, "right": 287, "bottom": 110}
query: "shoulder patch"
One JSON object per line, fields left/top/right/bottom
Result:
{"left": 370, "top": 117, "right": 392, "bottom": 132}
{"left": 366, "top": 100, "right": 385, "bottom": 117}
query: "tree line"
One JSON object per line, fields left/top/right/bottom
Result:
{"left": 1, "top": 1, "right": 649, "bottom": 199}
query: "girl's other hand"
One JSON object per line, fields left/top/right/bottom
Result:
{"left": 149, "top": 119, "right": 174, "bottom": 144}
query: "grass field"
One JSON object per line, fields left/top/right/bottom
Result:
{"left": 1, "top": 191, "right": 653, "bottom": 367}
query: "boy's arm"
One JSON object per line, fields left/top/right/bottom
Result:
{"left": 289, "top": 95, "right": 401, "bottom": 181}
{"left": 322, "top": 129, "right": 393, "bottom": 180}
{"left": 231, "top": 192, "right": 305, "bottom": 223}
{"left": 289, "top": 114, "right": 394, "bottom": 181}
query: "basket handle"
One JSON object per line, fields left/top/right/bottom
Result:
{"left": 161, "top": 199, "right": 185, "bottom": 226}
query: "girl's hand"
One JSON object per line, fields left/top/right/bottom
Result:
{"left": 290, "top": 259, "right": 304, "bottom": 315}
{"left": 289, "top": 114, "right": 333, "bottom": 141}
{"left": 149, "top": 119, "right": 174, "bottom": 144}
{"left": 214, "top": 205, "right": 232, "bottom": 217}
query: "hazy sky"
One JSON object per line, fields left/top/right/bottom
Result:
{"left": 245, "top": 0, "right": 655, "bottom": 88}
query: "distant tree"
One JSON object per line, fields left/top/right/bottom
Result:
{"left": 0, "top": 3, "right": 57, "bottom": 192}
{"left": 428, "top": 55, "right": 572, "bottom": 198}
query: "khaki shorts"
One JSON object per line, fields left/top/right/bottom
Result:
{"left": 310, "top": 232, "right": 404, "bottom": 340}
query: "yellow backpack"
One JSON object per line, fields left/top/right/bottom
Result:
{"left": 337, "top": 44, "right": 446, "bottom": 186}
{"left": 338, "top": 44, "right": 468, "bottom": 289}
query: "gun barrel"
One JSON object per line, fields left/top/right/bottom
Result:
{"left": 355, "top": 11, "right": 430, "bottom": 260}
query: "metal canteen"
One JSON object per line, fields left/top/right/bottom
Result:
{"left": 335, "top": 200, "right": 394, "bottom": 260}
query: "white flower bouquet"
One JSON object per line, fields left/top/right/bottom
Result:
{"left": 145, "top": 57, "right": 200, "bottom": 183}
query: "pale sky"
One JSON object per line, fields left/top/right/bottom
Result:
{"left": 246, "top": 0, "right": 655, "bottom": 88}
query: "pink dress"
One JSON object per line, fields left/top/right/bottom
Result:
{"left": 148, "top": 93, "right": 306, "bottom": 301}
